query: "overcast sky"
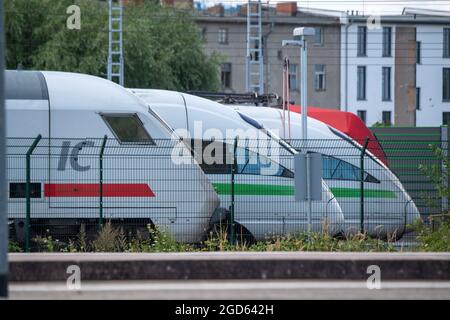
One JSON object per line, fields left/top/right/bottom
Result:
{"left": 201, "top": 0, "right": 450, "bottom": 15}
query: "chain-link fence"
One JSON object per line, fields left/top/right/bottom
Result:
{"left": 6, "top": 135, "right": 449, "bottom": 251}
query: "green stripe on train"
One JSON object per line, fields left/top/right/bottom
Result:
{"left": 330, "top": 188, "right": 396, "bottom": 199}
{"left": 212, "top": 183, "right": 396, "bottom": 198}
{"left": 213, "top": 183, "right": 293, "bottom": 196}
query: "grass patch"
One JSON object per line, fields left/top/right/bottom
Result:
{"left": 412, "top": 214, "right": 450, "bottom": 252}
{"left": 11, "top": 218, "right": 449, "bottom": 253}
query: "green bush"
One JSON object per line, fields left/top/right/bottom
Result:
{"left": 200, "top": 228, "right": 395, "bottom": 252}
{"left": 412, "top": 215, "right": 450, "bottom": 252}
{"left": 8, "top": 240, "right": 22, "bottom": 253}
{"left": 418, "top": 145, "right": 449, "bottom": 209}
{"left": 147, "top": 226, "right": 193, "bottom": 253}
{"left": 33, "top": 230, "right": 62, "bottom": 252}
{"left": 91, "top": 221, "right": 128, "bottom": 252}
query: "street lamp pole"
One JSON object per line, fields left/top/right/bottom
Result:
{"left": 282, "top": 27, "right": 315, "bottom": 232}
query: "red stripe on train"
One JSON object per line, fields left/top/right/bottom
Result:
{"left": 44, "top": 183, "right": 155, "bottom": 197}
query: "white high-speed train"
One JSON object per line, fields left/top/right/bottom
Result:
{"left": 131, "top": 89, "right": 345, "bottom": 241}
{"left": 5, "top": 70, "right": 219, "bottom": 243}
{"left": 228, "top": 105, "right": 421, "bottom": 238}
{"left": 133, "top": 89, "right": 421, "bottom": 239}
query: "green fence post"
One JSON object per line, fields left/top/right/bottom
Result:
{"left": 25, "top": 134, "right": 42, "bottom": 252}
{"left": 99, "top": 135, "right": 108, "bottom": 229}
{"left": 360, "top": 137, "right": 369, "bottom": 235}
{"left": 230, "top": 137, "right": 238, "bottom": 245}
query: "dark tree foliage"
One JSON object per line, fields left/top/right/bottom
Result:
{"left": 5, "top": 0, "right": 221, "bottom": 91}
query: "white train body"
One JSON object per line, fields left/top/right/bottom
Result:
{"left": 5, "top": 71, "right": 219, "bottom": 243}
{"left": 131, "top": 89, "right": 345, "bottom": 240}
{"left": 230, "top": 106, "right": 421, "bottom": 238}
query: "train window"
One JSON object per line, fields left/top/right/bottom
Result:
{"left": 322, "top": 155, "right": 340, "bottom": 179}
{"left": 327, "top": 125, "right": 385, "bottom": 168}
{"left": 190, "top": 140, "right": 231, "bottom": 175}
{"left": 191, "top": 140, "right": 293, "bottom": 178}
{"left": 322, "top": 155, "right": 379, "bottom": 183}
{"left": 364, "top": 174, "right": 380, "bottom": 183}
{"left": 236, "top": 147, "right": 293, "bottom": 178}
{"left": 101, "top": 113, "right": 155, "bottom": 144}
{"left": 9, "top": 183, "right": 41, "bottom": 198}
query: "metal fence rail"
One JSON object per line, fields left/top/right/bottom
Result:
{"left": 5, "top": 136, "right": 449, "bottom": 251}
{"left": 372, "top": 126, "right": 449, "bottom": 217}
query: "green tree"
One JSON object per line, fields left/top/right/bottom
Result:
{"left": 5, "top": 0, "right": 220, "bottom": 91}
{"left": 5, "top": 0, "right": 55, "bottom": 69}
{"left": 123, "top": 2, "right": 221, "bottom": 90}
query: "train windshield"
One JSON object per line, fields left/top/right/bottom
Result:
{"left": 328, "top": 126, "right": 385, "bottom": 168}
{"left": 101, "top": 113, "right": 155, "bottom": 144}
{"left": 322, "top": 155, "right": 380, "bottom": 183}
{"left": 189, "top": 139, "right": 294, "bottom": 178}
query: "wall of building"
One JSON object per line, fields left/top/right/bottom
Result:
{"left": 416, "top": 24, "right": 450, "bottom": 126}
{"left": 196, "top": 15, "right": 341, "bottom": 109}
{"left": 340, "top": 23, "right": 396, "bottom": 126}
{"left": 266, "top": 24, "right": 341, "bottom": 108}
{"left": 198, "top": 10, "right": 450, "bottom": 126}
{"left": 198, "top": 19, "right": 247, "bottom": 93}
{"left": 394, "top": 26, "right": 416, "bottom": 126}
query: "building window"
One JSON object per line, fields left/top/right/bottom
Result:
{"left": 416, "top": 41, "right": 421, "bottom": 64}
{"left": 221, "top": 63, "right": 231, "bottom": 89}
{"left": 444, "top": 112, "right": 450, "bottom": 125}
{"left": 218, "top": 28, "right": 228, "bottom": 44}
{"left": 444, "top": 28, "right": 450, "bottom": 58}
{"left": 314, "top": 27, "right": 323, "bottom": 45}
{"left": 357, "top": 66, "right": 366, "bottom": 100}
{"left": 443, "top": 68, "right": 450, "bottom": 101}
{"left": 382, "top": 111, "right": 391, "bottom": 126}
{"left": 289, "top": 63, "right": 298, "bottom": 91}
{"left": 382, "top": 67, "right": 391, "bottom": 101}
{"left": 357, "top": 110, "right": 367, "bottom": 124}
{"left": 314, "top": 64, "right": 326, "bottom": 91}
{"left": 357, "top": 26, "right": 367, "bottom": 57}
{"left": 382, "top": 27, "right": 392, "bottom": 57}
{"left": 416, "top": 87, "right": 421, "bottom": 110}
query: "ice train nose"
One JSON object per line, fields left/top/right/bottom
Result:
{"left": 404, "top": 199, "right": 421, "bottom": 233}
{"left": 321, "top": 181, "right": 345, "bottom": 235}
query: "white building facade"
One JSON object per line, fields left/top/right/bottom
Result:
{"left": 340, "top": 21, "right": 396, "bottom": 126}
{"left": 340, "top": 10, "right": 450, "bottom": 127}
{"left": 416, "top": 24, "right": 450, "bottom": 126}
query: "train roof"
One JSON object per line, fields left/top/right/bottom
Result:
{"left": 131, "top": 89, "right": 297, "bottom": 155}
{"left": 131, "top": 89, "right": 266, "bottom": 136}
{"left": 231, "top": 105, "right": 338, "bottom": 140}
{"left": 234, "top": 105, "right": 387, "bottom": 167}
{"left": 289, "top": 105, "right": 388, "bottom": 166}
{"left": 6, "top": 70, "right": 147, "bottom": 112}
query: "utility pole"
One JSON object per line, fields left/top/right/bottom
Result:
{"left": 245, "top": 0, "right": 264, "bottom": 94}
{"left": 0, "top": 0, "right": 9, "bottom": 298}
{"left": 107, "top": 0, "right": 124, "bottom": 86}
{"left": 282, "top": 27, "right": 315, "bottom": 232}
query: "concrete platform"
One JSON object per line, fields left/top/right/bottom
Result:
{"left": 8, "top": 280, "right": 450, "bottom": 300}
{"left": 8, "top": 252, "right": 450, "bottom": 282}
